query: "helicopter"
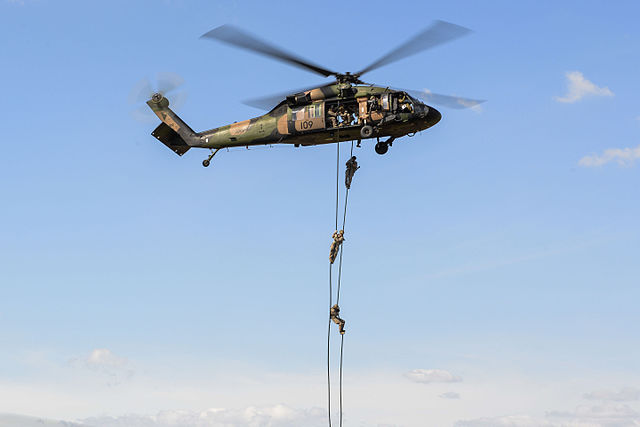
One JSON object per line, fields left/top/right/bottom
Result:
{"left": 145, "top": 21, "right": 484, "bottom": 167}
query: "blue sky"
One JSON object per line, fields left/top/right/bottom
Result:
{"left": 1, "top": 0, "right": 640, "bottom": 426}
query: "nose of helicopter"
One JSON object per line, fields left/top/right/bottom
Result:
{"left": 424, "top": 105, "right": 442, "bottom": 128}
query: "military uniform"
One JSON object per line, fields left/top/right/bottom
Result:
{"left": 330, "top": 304, "right": 346, "bottom": 335}
{"left": 398, "top": 93, "right": 413, "bottom": 113}
{"left": 327, "top": 107, "right": 338, "bottom": 128}
{"left": 338, "top": 106, "right": 351, "bottom": 127}
{"left": 368, "top": 96, "right": 380, "bottom": 111}
{"left": 345, "top": 156, "right": 360, "bottom": 189}
{"left": 329, "top": 230, "right": 344, "bottom": 264}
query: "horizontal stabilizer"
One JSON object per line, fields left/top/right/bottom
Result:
{"left": 151, "top": 122, "right": 191, "bottom": 156}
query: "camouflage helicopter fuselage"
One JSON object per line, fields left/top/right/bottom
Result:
{"left": 147, "top": 83, "right": 441, "bottom": 163}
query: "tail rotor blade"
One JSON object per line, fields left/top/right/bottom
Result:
{"left": 131, "top": 104, "right": 157, "bottom": 123}
{"left": 156, "top": 72, "right": 185, "bottom": 96}
{"left": 128, "top": 72, "right": 188, "bottom": 123}
{"left": 128, "top": 78, "right": 154, "bottom": 104}
{"left": 169, "top": 91, "right": 189, "bottom": 111}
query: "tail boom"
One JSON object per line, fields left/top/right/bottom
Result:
{"left": 147, "top": 94, "right": 200, "bottom": 156}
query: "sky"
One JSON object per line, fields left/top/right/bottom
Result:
{"left": 1, "top": 0, "right": 640, "bottom": 426}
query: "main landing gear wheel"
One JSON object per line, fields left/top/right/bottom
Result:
{"left": 374, "top": 136, "right": 395, "bottom": 155}
{"left": 202, "top": 159, "right": 210, "bottom": 167}
{"left": 375, "top": 141, "right": 389, "bottom": 155}
{"left": 360, "top": 125, "right": 373, "bottom": 138}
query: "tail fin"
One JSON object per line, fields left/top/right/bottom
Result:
{"left": 147, "top": 94, "right": 200, "bottom": 156}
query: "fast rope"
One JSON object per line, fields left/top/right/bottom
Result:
{"left": 327, "top": 138, "right": 358, "bottom": 427}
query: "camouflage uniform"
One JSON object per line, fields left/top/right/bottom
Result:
{"left": 338, "top": 106, "right": 351, "bottom": 126}
{"left": 345, "top": 156, "right": 360, "bottom": 189}
{"left": 368, "top": 96, "right": 380, "bottom": 111}
{"left": 330, "top": 304, "right": 346, "bottom": 335}
{"left": 327, "top": 107, "right": 338, "bottom": 128}
{"left": 329, "top": 230, "right": 344, "bottom": 264}
{"left": 345, "top": 108, "right": 355, "bottom": 126}
{"left": 398, "top": 93, "right": 413, "bottom": 113}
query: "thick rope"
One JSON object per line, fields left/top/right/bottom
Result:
{"left": 327, "top": 264, "right": 333, "bottom": 427}
{"left": 336, "top": 140, "right": 354, "bottom": 427}
{"left": 335, "top": 140, "right": 340, "bottom": 230}
{"left": 327, "top": 139, "right": 340, "bottom": 427}
{"left": 328, "top": 100, "right": 341, "bottom": 427}
{"left": 327, "top": 139, "right": 355, "bottom": 427}
{"left": 336, "top": 141, "right": 354, "bottom": 306}
{"left": 339, "top": 333, "right": 345, "bottom": 427}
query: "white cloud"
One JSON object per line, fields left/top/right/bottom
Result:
{"left": 85, "top": 349, "right": 127, "bottom": 369}
{"left": 81, "top": 405, "right": 326, "bottom": 427}
{"left": 69, "top": 348, "right": 134, "bottom": 386}
{"left": 584, "top": 387, "right": 640, "bottom": 402}
{"left": 456, "top": 402, "right": 640, "bottom": 427}
{"left": 455, "top": 415, "right": 551, "bottom": 426}
{"left": 0, "top": 413, "right": 85, "bottom": 427}
{"left": 554, "top": 71, "right": 614, "bottom": 103}
{"left": 439, "top": 391, "right": 461, "bottom": 399}
{"left": 579, "top": 144, "right": 640, "bottom": 167}
{"left": 547, "top": 402, "right": 640, "bottom": 425}
{"left": 404, "top": 369, "right": 462, "bottom": 384}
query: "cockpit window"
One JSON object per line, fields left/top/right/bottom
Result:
{"left": 397, "top": 92, "right": 414, "bottom": 113}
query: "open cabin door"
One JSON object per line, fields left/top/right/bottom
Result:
{"left": 291, "top": 102, "right": 325, "bottom": 132}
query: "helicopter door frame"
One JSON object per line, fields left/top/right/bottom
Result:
{"left": 381, "top": 93, "right": 390, "bottom": 111}
{"left": 292, "top": 102, "right": 325, "bottom": 132}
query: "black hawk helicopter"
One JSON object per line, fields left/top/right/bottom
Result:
{"left": 143, "top": 21, "right": 484, "bottom": 167}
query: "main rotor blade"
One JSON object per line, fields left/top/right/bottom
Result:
{"left": 243, "top": 83, "right": 334, "bottom": 110}
{"left": 405, "top": 88, "right": 485, "bottom": 109}
{"left": 201, "top": 25, "right": 337, "bottom": 78}
{"left": 356, "top": 20, "right": 472, "bottom": 77}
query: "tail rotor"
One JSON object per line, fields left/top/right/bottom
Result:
{"left": 128, "top": 72, "right": 188, "bottom": 123}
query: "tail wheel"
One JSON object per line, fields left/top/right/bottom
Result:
{"left": 360, "top": 125, "right": 373, "bottom": 138}
{"left": 375, "top": 141, "right": 389, "bottom": 155}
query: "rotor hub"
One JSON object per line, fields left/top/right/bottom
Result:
{"left": 151, "top": 92, "right": 164, "bottom": 103}
{"left": 335, "top": 72, "right": 363, "bottom": 85}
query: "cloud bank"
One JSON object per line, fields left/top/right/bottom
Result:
{"left": 0, "top": 413, "right": 84, "bottom": 427}
{"left": 584, "top": 387, "right": 640, "bottom": 402}
{"left": 455, "top": 415, "right": 551, "bottom": 426}
{"left": 456, "top": 390, "right": 640, "bottom": 427}
{"left": 69, "top": 348, "right": 134, "bottom": 386}
{"left": 439, "top": 391, "right": 461, "bottom": 399}
{"left": 404, "top": 369, "right": 462, "bottom": 384}
{"left": 579, "top": 144, "right": 640, "bottom": 167}
{"left": 82, "top": 405, "right": 326, "bottom": 427}
{"left": 555, "top": 71, "right": 613, "bottom": 103}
